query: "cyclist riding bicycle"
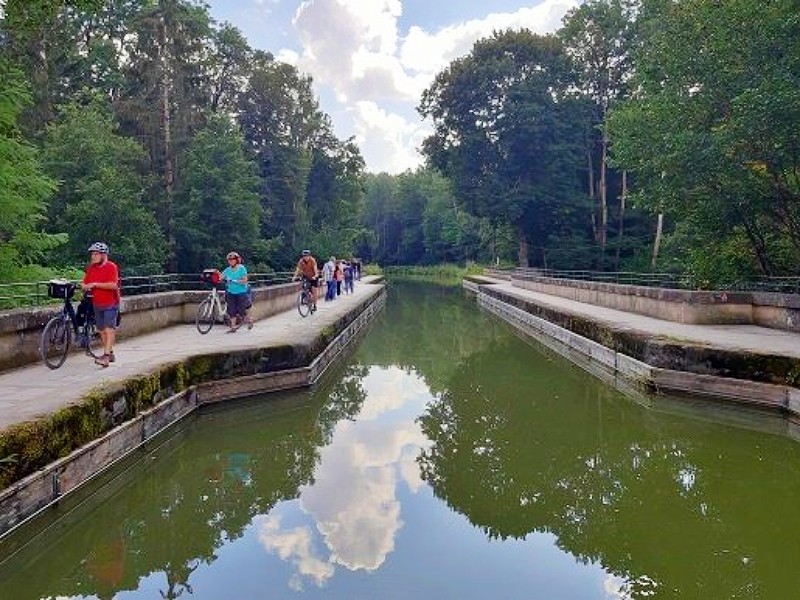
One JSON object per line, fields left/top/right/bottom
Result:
{"left": 292, "top": 250, "right": 319, "bottom": 307}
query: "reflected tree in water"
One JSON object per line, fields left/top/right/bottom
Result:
{"left": 1, "top": 362, "right": 369, "bottom": 600}
{"left": 418, "top": 336, "right": 800, "bottom": 598}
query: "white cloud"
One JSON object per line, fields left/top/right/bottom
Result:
{"left": 257, "top": 366, "right": 432, "bottom": 587}
{"left": 284, "top": 0, "right": 580, "bottom": 171}
{"left": 257, "top": 514, "right": 335, "bottom": 590}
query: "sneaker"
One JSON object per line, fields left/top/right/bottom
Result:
{"left": 246, "top": 317, "right": 254, "bottom": 330}
{"left": 108, "top": 352, "right": 116, "bottom": 363}
{"left": 94, "top": 354, "right": 110, "bottom": 368}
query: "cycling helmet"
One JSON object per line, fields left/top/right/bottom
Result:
{"left": 302, "top": 249, "right": 311, "bottom": 256}
{"left": 226, "top": 251, "right": 241, "bottom": 261}
{"left": 87, "top": 242, "right": 109, "bottom": 254}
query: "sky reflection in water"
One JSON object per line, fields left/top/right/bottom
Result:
{"left": 5, "top": 283, "right": 800, "bottom": 599}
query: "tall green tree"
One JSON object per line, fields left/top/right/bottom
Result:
{"left": 0, "top": 58, "right": 63, "bottom": 279}
{"left": 560, "top": 0, "right": 636, "bottom": 267}
{"left": 176, "top": 115, "right": 263, "bottom": 271}
{"left": 419, "top": 30, "right": 588, "bottom": 267}
{"left": 607, "top": 0, "right": 800, "bottom": 282}
{"left": 238, "top": 52, "right": 323, "bottom": 264}
{"left": 43, "top": 101, "right": 167, "bottom": 270}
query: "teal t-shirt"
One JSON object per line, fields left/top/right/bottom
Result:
{"left": 222, "top": 264, "right": 248, "bottom": 294}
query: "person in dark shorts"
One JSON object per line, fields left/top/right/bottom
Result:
{"left": 221, "top": 251, "right": 253, "bottom": 332}
{"left": 292, "top": 250, "right": 319, "bottom": 309}
{"left": 81, "top": 242, "right": 120, "bottom": 368}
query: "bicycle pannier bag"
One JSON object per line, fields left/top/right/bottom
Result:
{"left": 48, "top": 279, "right": 76, "bottom": 299}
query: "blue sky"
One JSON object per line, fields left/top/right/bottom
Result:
{"left": 207, "top": 0, "right": 582, "bottom": 173}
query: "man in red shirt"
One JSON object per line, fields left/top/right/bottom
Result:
{"left": 81, "top": 242, "right": 120, "bottom": 368}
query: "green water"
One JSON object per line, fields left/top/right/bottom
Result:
{"left": 2, "top": 282, "right": 800, "bottom": 599}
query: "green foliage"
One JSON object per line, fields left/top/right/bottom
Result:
{"left": 177, "top": 114, "right": 263, "bottom": 270}
{"left": 0, "top": 58, "right": 64, "bottom": 280}
{"left": 419, "top": 30, "right": 590, "bottom": 266}
{"left": 43, "top": 101, "right": 167, "bottom": 271}
{"left": 607, "top": 0, "right": 800, "bottom": 279}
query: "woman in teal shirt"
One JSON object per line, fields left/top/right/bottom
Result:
{"left": 221, "top": 251, "right": 253, "bottom": 332}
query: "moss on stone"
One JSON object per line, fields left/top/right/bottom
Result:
{"left": 0, "top": 288, "right": 386, "bottom": 490}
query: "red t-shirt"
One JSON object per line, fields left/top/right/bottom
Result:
{"left": 83, "top": 260, "right": 120, "bottom": 308}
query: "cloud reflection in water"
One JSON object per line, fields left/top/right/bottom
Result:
{"left": 258, "top": 366, "right": 432, "bottom": 589}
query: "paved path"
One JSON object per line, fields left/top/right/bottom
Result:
{"left": 487, "top": 280, "right": 800, "bottom": 359}
{"left": 0, "top": 279, "right": 383, "bottom": 430}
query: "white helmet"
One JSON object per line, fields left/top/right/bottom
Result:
{"left": 87, "top": 242, "right": 109, "bottom": 254}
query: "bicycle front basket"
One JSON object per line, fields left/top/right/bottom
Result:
{"left": 47, "top": 279, "right": 76, "bottom": 299}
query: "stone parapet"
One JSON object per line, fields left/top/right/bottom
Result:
{"left": 0, "top": 284, "right": 386, "bottom": 535}
{"left": 0, "top": 283, "right": 297, "bottom": 373}
{"left": 509, "top": 272, "right": 800, "bottom": 332}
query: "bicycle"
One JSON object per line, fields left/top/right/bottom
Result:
{"left": 40, "top": 280, "right": 103, "bottom": 369}
{"left": 297, "top": 277, "right": 318, "bottom": 317}
{"left": 196, "top": 269, "right": 229, "bottom": 334}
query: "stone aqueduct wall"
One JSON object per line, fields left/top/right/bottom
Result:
{"left": 0, "top": 283, "right": 298, "bottom": 373}
{"left": 496, "top": 271, "right": 800, "bottom": 333}
{"left": 0, "top": 285, "right": 386, "bottom": 534}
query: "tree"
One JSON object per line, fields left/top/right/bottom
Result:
{"left": 238, "top": 52, "right": 324, "bottom": 264}
{"left": 559, "top": 0, "right": 636, "bottom": 268}
{"left": 118, "top": 0, "right": 213, "bottom": 270}
{"left": 0, "top": 58, "right": 63, "bottom": 279}
{"left": 176, "top": 114, "right": 263, "bottom": 271}
{"left": 420, "top": 30, "right": 587, "bottom": 267}
{"left": 43, "top": 101, "right": 167, "bottom": 271}
{"left": 607, "top": 0, "right": 800, "bottom": 283}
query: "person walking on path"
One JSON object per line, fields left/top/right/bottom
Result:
{"left": 221, "top": 251, "right": 253, "bottom": 333}
{"left": 335, "top": 259, "right": 344, "bottom": 297}
{"left": 343, "top": 261, "right": 354, "bottom": 294}
{"left": 323, "top": 256, "right": 336, "bottom": 301}
{"left": 293, "top": 249, "right": 320, "bottom": 307}
{"left": 81, "top": 242, "right": 120, "bottom": 368}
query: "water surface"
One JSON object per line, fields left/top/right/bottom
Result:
{"left": 2, "top": 282, "right": 800, "bottom": 599}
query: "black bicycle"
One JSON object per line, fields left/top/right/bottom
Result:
{"left": 297, "top": 277, "right": 317, "bottom": 317}
{"left": 40, "top": 280, "right": 103, "bottom": 369}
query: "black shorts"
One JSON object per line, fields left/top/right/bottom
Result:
{"left": 226, "top": 292, "right": 251, "bottom": 318}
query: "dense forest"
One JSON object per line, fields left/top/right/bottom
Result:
{"left": 1, "top": 0, "right": 799, "bottom": 285}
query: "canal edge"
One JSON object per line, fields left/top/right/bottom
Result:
{"left": 466, "top": 280, "right": 800, "bottom": 418}
{"left": 0, "top": 285, "right": 387, "bottom": 538}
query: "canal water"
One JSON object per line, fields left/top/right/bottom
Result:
{"left": 2, "top": 282, "right": 800, "bottom": 599}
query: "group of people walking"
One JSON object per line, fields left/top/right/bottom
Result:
{"left": 78, "top": 243, "right": 362, "bottom": 369}
{"left": 292, "top": 251, "right": 362, "bottom": 303}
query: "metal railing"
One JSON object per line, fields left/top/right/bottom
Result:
{"left": 508, "top": 268, "right": 800, "bottom": 295}
{"left": 0, "top": 271, "right": 295, "bottom": 310}
{"left": 513, "top": 268, "right": 694, "bottom": 289}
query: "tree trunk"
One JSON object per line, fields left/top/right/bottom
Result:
{"left": 599, "top": 133, "right": 609, "bottom": 267}
{"left": 588, "top": 148, "right": 597, "bottom": 243}
{"left": 614, "top": 170, "right": 627, "bottom": 271}
{"left": 158, "top": 3, "right": 177, "bottom": 271}
{"left": 517, "top": 228, "right": 529, "bottom": 268}
{"left": 651, "top": 213, "right": 664, "bottom": 270}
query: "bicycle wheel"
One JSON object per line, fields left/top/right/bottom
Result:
{"left": 82, "top": 322, "right": 104, "bottom": 358}
{"left": 297, "top": 290, "right": 311, "bottom": 317}
{"left": 196, "top": 297, "right": 217, "bottom": 334}
{"left": 41, "top": 316, "right": 71, "bottom": 369}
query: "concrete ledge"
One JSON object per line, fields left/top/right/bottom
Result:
{"left": 0, "top": 283, "right": 298, "bottom": 373}
{"left": 0, "top": 286, "right": 386, "bottom": 535}
{"left": 480, "top": 285, "right": 800, "bottom": 389}
{"left": 509, "top": 272, "right": 800, "bottom": 332}
{"left": 476, "top": 289, "right": 800, "bottom": 419}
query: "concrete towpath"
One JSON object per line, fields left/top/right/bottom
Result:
{"left": 0, "top": 279, "right": 384, "bottom": 430}
{"left": 485, "top": 279, "right": 800, "bottom": 359}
